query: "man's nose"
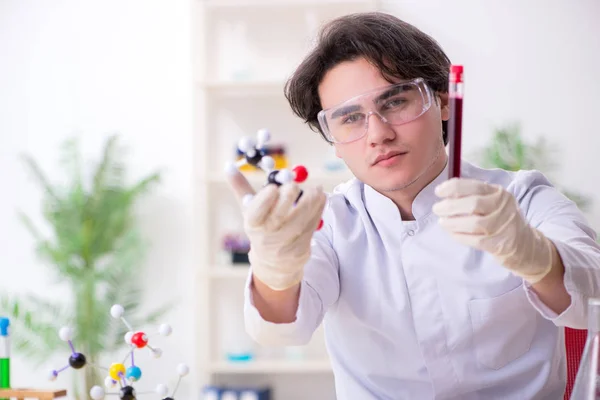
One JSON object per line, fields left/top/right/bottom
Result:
{"left": 366, "top": 111, "right": 395, "bottom": 145}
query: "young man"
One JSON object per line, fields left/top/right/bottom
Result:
{"left": 226, "top": 12, "right": 600, "bottom": 400}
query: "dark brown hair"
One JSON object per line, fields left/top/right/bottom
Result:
{"left": 284, "top": 12, "right": 451, "bottom": 144}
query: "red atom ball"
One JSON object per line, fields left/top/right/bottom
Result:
{"left": 292, "top": 165, "right": 308, "bottom": 183}
{"left": 131, "top": 332, "right": 148, "bottom": 348}
{"left": 317, "top": 219, "right": 324, "bottom": 231}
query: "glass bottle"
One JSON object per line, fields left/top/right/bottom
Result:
{"left": 0, "top": 317, "right": 9, "bottom": 400}
{"left": 570, "top": 298, "right": 600, "bottom": 399}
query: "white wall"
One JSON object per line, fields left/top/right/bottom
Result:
{"left": 0, "top": 0, "right": 196, "bottom": 398}
{"left": 1, "top": 0, "right": 599, "bottom": 399}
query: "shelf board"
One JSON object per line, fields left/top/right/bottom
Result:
{"left": 200, "top": 80, "right": 286, "bottom": 97}
{"left": 210, "top": 359, "right": 332, "bottom": 374}
{"left": 202, "top": 80, "right": 284, "bottom": 90}
{"left": 208, "top": 265, "right": 250, "bottom": 279}
{"left": 205, "top": 170, "right": 353, "bottom": 186}
{"left": 202, "top": 0, "right": 377, "bottom": 9}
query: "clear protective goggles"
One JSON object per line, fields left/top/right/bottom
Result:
{"left": 317, "top": 77, "right": 434, "bottom": 144}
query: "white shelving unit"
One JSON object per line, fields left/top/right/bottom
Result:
{"left": 192, "top": 1, "right": 379, "bottom": 398}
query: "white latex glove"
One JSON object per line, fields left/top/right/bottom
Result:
{"left": 226, "top": 164, "right": 327, "bottom": 290}
{"left": 432, "top": 178, "right": 556, "bottom": 284}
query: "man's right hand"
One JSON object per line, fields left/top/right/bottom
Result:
{"left": 226, "top": 163, "right": 327, "bottom": 291}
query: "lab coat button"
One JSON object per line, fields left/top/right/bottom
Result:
{"left": 407, "top": 230, "right": 415, "bottom": 236}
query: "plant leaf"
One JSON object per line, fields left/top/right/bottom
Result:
{"left": 0, "top": 294, "right": 68, "bottom": 363}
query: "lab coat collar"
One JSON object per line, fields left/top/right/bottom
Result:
{"left": 364, "top": 159, "right": 450, "bottom": 223}
{"left": 412, "top": 159, "right": 450, "bottom": 219}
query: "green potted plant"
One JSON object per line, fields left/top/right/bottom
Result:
{"left": 472, "top": 122, "right": 592, "bottom": 212}
{"left": 0, "top": 135, "right": 170, "bottom": 399}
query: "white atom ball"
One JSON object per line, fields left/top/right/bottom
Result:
{"left": 124, "top": 331, "right": 134, "bottom": 345}
{"left": 48, "top": 370, "right": 57, "bottom": 381}
{"left": 59, "top": 327, "right": 73, "bottom": 341}
{"left": 260, "top": 156, "right": 275, "bottom": 170}
{"left": 224, "top": 162, "right": 238, "bottom": 176}
{"left": 155, "top": 384, "right": 169, "bottom": 396}
{"left": 151, "top": 347, "right": 163, "bottom": 358}
{"left": 110, "top": 304, "right": 124, "bottom": 318}
{"left": 276, "top": 169, "right": 294, "bottom": 184}
{"left": 90, "top": 385, "right": 105, "bottom": 400}
{"left": 177, "top": 363, "right": 190, "bottom": 377}
{"left": 238, "top": 137, "right": 255, "bottom": 153}
{"left": 105, "top": 376, "right": 117, "bottom": 388}
{"left": 158, "top": 323, "right": 172, "bottom": 336}
{"left": 256, "top": 128, "right": 271, "bottom": 144}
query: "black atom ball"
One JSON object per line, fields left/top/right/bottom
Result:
{"left": 162, "top": 398, "right": 174, "bottom": 400}
{"left": 68, "top": 353, "right": 86, "bottom": 369}
{"left": 119, "top": 385, "right": 136, "bottom": 400}
{"left": 267, "top": 170, "right": 281, "bottom": 186}
{"left": 245, "top": 150, "right": 263, "bottom": 167}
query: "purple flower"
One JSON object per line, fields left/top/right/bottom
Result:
{"left": 222, "top": 233, "right": 250, "bottom": 252}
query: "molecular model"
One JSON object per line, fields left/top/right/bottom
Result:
{"left": 230, "top": 128, "right": 323, "bottom": 230}
{"left": 48, "top": 304, "right": 189, "bottom": 400}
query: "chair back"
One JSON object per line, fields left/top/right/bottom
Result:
{"left": 564, "top": 327, "right": 588, "bottom": 399}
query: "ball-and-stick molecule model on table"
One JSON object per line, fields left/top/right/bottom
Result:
{"left": 229, "top": 128, "right": 323, "bottom": 230}
{"left": 48, "top": 304, "right": 188, "bottom": 400}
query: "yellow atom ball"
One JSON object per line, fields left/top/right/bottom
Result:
{"left": 109, "top": 363, "right": 126, "bottom": 381}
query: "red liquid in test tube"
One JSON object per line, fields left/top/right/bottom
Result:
{"left": 447, "top": 65, "right": 464, "bottom": 179}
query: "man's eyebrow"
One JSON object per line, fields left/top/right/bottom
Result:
{"left": 374, "top": 84, "right": 413, "bottom": 103}
{"left": 331, "top": 104, "right": 362, "bottom": 119}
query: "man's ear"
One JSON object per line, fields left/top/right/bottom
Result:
{"left": 438, "top": 92, "right": 450, "bottom": 121}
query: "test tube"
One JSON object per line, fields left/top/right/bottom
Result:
{"left": 447, "top": 65, "right": 464, "bottom": 179}
{"left": 0, "top": 318, "right": 9, "bottom": 400}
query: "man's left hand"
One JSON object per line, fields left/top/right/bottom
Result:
{"left": 432, "top": 178, "right": 556, "bottom": 284}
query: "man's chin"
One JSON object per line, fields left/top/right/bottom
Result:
{"left": 373, "top": 175, "right": 420, "bottom": 192}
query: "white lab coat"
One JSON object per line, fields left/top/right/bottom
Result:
{"left": 244, "top": 160, "right": 600, "bottom": 400}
